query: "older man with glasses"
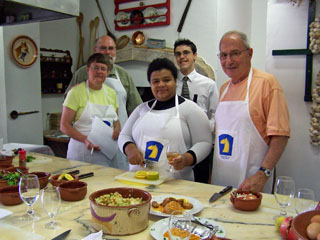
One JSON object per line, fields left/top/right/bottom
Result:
{"left": 65, "top": 35, "right": 142, "bottom": 170}
{"left": 212, "top": 30, "right": 290, "bottom": 193}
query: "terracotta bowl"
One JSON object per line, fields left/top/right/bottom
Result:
{"left": 291, "top": 210, "right": 320, "bottom": 239}
{"left": 58, "top": 181, "right": 87, "bottom": 201}
{"left": 0, "top": 164, "right": 14, "bottom": 170}
{"left": 0, "top": 185, "right": 23, "bottom": 206}
{"left": 0, "top": 156, "right": 14, "bottom": 165}
{"left": 50, "top": 174, "right": 79, "bottom": 187}
{"left": 31, "top": 172, "right": 51, "bottom": 189}
{"left": 230, "top": 190, "right": 262, "bottom": 211}
{"left": 89, "top": 187, "right": 152, "bottom": 235}
{"left": 5, "top": 166, "right": 29, "bottom": 174}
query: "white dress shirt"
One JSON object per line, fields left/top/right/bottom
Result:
{"left": 176, "top": 69, "right": 219, "bottom": 132}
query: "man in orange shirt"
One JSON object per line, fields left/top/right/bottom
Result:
{"left": 212, "top": 30, "right": 290, "bottom": 193}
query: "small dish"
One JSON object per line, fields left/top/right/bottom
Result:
{"left": 5, "top": 166, "right": 29, "bottom": 174}
{"left": 230, "top": 190, "right": 262, "bottom": 211}
{"left": 291, "top": 210, "right": 320, "bottom": 239}
{"left": 31, "top": 172, "right": 51, "bottom": 189}
{"left": 131, "top": 31, "right": 145, "bottom": 45}
{"left": 0, "top": 185, "right": 23, "bottom": 206}
{"left": 115, "top": 11, "right": 130, "bottom": 27}
{"left": 50, "top": 174, "right": 79, "bottom": 187}
{"left": 0, "top": 164, "right": 14, "bottom": 170}
{"left": 143, "top": 7, "right": 159, "bottom": 23}
{"left": 0, "top": 156, "right": 14, "bottom": 165}
{"left": 59, "top": 181, "right": 87, "bottom": 201}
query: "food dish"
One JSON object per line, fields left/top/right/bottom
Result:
{"left": 150, "top": 217, "right": 226, "bottom": 239}
{"left": 143, "top": 7, "right": 159, "bottom": 23}
{"left": 115, "top": 11, "right": 130, "bottom": 27}
{"left": 150, "top": 194, "right": 203, "bottom": 217}
{"left": 114, "top": 171, "right": 165, "bottom": 185}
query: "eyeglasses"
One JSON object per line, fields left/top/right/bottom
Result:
{"left": 97, "top": 46, "right": 116, "bottom": 51}
{"left": 217, "top": 49, "right": 249, "bottom": 61}
{"left": 174, "top": 50, "right": 192, "bottom": 57}
{"left": 90, "top": 65, "right": 108, "bottom": 72}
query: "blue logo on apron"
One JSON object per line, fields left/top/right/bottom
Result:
{"left": 219, "top": 134, "right": 234, "bottom": 156}
{"left": 145, "top": 141, "right": 163, "bottom": 162}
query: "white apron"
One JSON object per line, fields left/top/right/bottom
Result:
{"left": 67, "top": 81, "right": 118, "bottom": 167}
{"left": 211, "top": 68, "right": 273, "bottom": 193}
{"left": 104, "top": 69, "right": 129, "bottom": 170}
{"left": 130, "top": 95, "right": 193, "bottom": 181}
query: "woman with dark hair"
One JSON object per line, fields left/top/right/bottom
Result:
{"left": 118, "top": 58, "right": 212, "bottom": 180}
{"left": 61, "top": 53, "right": 120, "bottom": 167}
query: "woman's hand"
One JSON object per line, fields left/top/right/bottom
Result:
{"left": 84, "top": 137, "right": 101, "bottom": 151}
{"left": 112, "top": 120, "right": 120, "bottom": 140}
{"left": 168, "top": 153, "right": 194, "bottom": 170}
{"left": 124, "top": 143, "right": 144, "bottom": 167}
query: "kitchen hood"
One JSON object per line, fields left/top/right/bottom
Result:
{"left": 0, "top": 0, "right": 79, "bottom": 25}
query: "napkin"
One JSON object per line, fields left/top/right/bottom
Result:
{"left": 0, "top": 209, "right": 12, "bottom": 219}
{"left": 82, "top": 230, "right": 103, "bottom": 240}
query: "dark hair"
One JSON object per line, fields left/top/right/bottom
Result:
{"left": 87, "top": 53, "right": 112, "bottom": 70}
{"left": 147, "top": 58, "right": 177, "bottom": 82}
{"left": 174, "top": 38, "right": 197, "bottom": 54}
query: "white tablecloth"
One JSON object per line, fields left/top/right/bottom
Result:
{"left": 3, "top": 143, "right": 54, "bottom": 156}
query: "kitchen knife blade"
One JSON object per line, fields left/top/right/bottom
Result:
{"left": 209, "top": 185, "right": 233, "bottom": 203}
{"left": 51, "top": 229, "right": 71, "bottom": 240}
{"left": 78, "top": 172, "right": 94, "bottom": 179}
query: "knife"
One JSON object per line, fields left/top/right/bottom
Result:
{"left": 209, "top": 185, "right": 233, "bottom": 203}
{"left": 51, "top": 229, "right": 71, "bottom": 240}
{"left": 78, "top": 172, "right": 94, "bottom": 179}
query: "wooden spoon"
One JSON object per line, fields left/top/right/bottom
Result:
{"left": 78, "top": 37, "right": 84, "bottom": 68}
{"left": 76, "top": 12, "right": 84, "bottom": 68}
{"left": 88, "top": 20, "right": 94, "bottom": 57}
{"left": 93, "top": 16, "right": 100, "bottom": 53}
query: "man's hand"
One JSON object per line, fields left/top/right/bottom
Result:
{"left": 238, "top": 171, "right": 268, "bottom": 193}
{"left": 84, "top": 137, "right": 101, "bottom": 151}
{"left": 125, "top": 143, "right": 144, "bottom": 167}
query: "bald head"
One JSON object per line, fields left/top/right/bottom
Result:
{"left": 219, "top": 30, "right": 251, "bottom": 50}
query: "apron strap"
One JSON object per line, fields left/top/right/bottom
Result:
{"left": 150, "top": 94, "right": 180, "bottom": 118}
{"left": 86, "top": 80, "right": 112, "bottom": 103}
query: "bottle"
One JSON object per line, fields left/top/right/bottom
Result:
{"left": 18, "top": 149, "right": 26, "bottom": 168}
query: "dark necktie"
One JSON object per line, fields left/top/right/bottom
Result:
{"left": 181, "top": 76, "right": 190, "bottom": 99}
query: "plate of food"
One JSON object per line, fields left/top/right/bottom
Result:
{"left": 115, "top": 11, "right": 130, "bottom": 27}
{"left": 150, "top": 194, "right": 203, "bottom": 217}
{"left": 150, "top": 216, "right": 226, "bottom": 239}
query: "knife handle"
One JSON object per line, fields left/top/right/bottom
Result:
{"left": 78, "top": 172, "right": 94, "bottom": 179}
{"left": 68, "top": 170, "right": 80, "bottom": 175}
{"left": 219, "top": 185, "right": 233, "bottom": 194}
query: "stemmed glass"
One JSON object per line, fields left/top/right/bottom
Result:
{"left": 166, "top": 144, "right": 180, "bottom": 173}
{"left": 168, "top": 211, "right": 192, "bottom": 240}
{"left": 41, "top": 185, "right": 61, "bottom": 229}
{"left": 274, "top": 176, "right": 295, "bottom": 219}
{"left": 19, "top": 174, "right": 40, "bottom": 221}
{"left": 295, "top": 188, "right": 316, "bottom": 215}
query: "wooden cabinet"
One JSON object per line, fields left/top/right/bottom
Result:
{"left": 40, "top": 48, "right": 73, "bottom": 94}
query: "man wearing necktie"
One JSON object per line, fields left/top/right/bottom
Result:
{"left": 174, "top": 39, "right": 219, "bottom": 183}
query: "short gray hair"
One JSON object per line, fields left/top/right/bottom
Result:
{"left": 220, "top": 30, "right": 251, "bottom": 49}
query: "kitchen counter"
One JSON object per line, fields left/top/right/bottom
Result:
{"left": 0, "top": 154, "right": 293, "bottom": 239}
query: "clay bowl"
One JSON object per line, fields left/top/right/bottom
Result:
{"left": 0, "top": 156, "right": 14, "bottom": 165}
{"left": 31, "top": 172, "right": 51, "bottom": 189}
{"left": 50, "top": 174, "right": 79, "bottom": 187}
{"left": 0, "top": 185, "right": 23, "bottom": 206}
{"left": 89, "top": 187, "right": 152, "bottom": 235}
{"left": 291, "top": 210, "right": 320, "bottom": 239}
{"left": 5, "top": 166, "right": 29, "bottom": 174}
{"left": 230, "top": 190, "right": 262, "bottom": 211}
{"left": 0, "top": 164, "right": 14, "bottom": 171}
{"left": 58, "top": 181, "right": 87, "bottom": 201}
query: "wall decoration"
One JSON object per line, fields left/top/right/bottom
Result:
{"left": 10, "top": 35, "right": 38, "bottom": 68}
{"left": 309, "top": 16, "right": 320, "bottom": 54}
{"left": 309, "top": 71, "right": 320, "bottom": 147}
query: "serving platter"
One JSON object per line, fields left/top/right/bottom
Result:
{"left": 114, "top": 171, "right": 165, "bottom": 185}
{"left": 150, "top": 194, "right": 203, "bottom": 217}
{"left": 150, "top": 216, "right": 226, "bottom": 239}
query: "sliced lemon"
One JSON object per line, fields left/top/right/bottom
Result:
{"left": 147, "top": 171, "right": 159, "bottom": 180}
{"left": 57, "top": 172, "right": 66, "bottom": 181}
{"left": 64, "top": 173, "right": 74, "bottom": 181}
{"left": 135, "top": 171, "right": 147, "bottom": 179}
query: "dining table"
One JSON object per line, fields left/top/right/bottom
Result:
{"left": 0, "top": 153, "right": 295, "bottom": 240}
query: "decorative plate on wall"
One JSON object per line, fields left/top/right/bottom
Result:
{"left": 10, "top": 35, "right": 38, "bottom": 68}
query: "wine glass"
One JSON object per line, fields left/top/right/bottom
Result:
{"left": 295, "top": 188, "right": 316, "bottom": 215}
{"left": 19, "top": 174, "right": 40, "bottom": 221}
{"left": 168, "top": 211, "right": 192, "bottom": 240}
{"left": 166, "top": 144, "right": 180, "bottom": 173}
{"left": 274, "top": 176, "right": 295, "bottom": 219}
{"left": 41, "top": 185, "right": 61, "bottom": 229}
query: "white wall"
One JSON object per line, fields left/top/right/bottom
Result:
{"left": 0, "top": 28, "right": 8, "bottom": 142}
{"left": 266, "top": 0, "right": 320, "bottom": 199}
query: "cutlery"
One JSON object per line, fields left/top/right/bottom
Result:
{"left": 191, "top": 217, "right": 214, "bottom": 230}
{"left": 78, "top": 172, "right": 94, "bottom": 179}
{"left": 67, "top": 170, "right": 80, "bottom": 175}
{"left": 51, "top": 229, "right": 71, "bottom": 240}
{"left": 209, "top": 185, "right": 233, "bottom": 203}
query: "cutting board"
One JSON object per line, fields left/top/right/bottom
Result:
{"left": 114, "top": 171, "right": 165, "bottom": 185}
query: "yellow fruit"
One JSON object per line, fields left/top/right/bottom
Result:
{"left": 275, "top": 216, "right": 286, "bottom": 232}
{"left": 147, "top": 171, "right": 159, "bottom": 180}
{"left": 64, "top": 173, "right": 74, "bottom": 181}
{"left": 135, "top": 171, "right": 147, "bottom": 179}
{"left": 57, "top": 172, "right": 66, "bottom": 181}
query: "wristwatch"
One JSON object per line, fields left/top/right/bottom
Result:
{"left": 259, "top": 167, "right": 272, "bottom": 177}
